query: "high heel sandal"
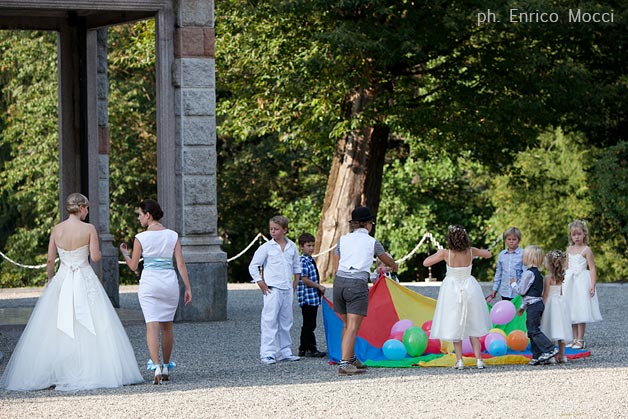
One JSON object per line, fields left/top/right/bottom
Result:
{"left": 153, "top": 364, "right": 163, "bottom": 385}
{"left": 161, "top": 361, "right": 176, "bottom": 382}
{"left": 147, "top": 360, "right": 163, "bottom": 385}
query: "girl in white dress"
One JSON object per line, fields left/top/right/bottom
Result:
{"left": 562, "top": 220, "right": 602, "bottom": 349}
{"left": 541, "top": 250, "right": 572, "bottom": 363}
{"left": 120, "top": 199, "right": 192, "bottom": 384}
{"left": 423, "top": 225, "right": 492, "bottom": 370}
{"left": 1, "top": 193, "right": 143, "bottom": 391}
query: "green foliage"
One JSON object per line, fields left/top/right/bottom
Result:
{"left": 484, "top": 128, "right": 628, "bottom": 281}
{"left": 217, "top": 132, "right": 329, "bottom": 282}
{"left": 0, "top": 31, "right": 58, "bottom": 286}
{"left": 107, "top": 21, "right": 158, "bottom": 284}
{"left": 589, "top": 142, "right": 628, "bottom": 280}
{"left": 376, "top": 147, "right": 494, "bottom": 281}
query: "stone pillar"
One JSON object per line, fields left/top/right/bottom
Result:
{"left": 96, "top": 28, "right": 120, "bottom": 307}
{"left": 171, "top": 0, "right": 227, "bottom": 321}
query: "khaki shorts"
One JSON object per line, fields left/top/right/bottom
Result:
{"left": 333, "top": 276, "right": 369, "bottom": 316}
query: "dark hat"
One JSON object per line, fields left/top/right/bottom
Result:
{"left": 350, "top": 206, "right": 375, "bottom": 222}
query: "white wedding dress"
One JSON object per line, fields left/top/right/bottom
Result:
{"left": 1, "top": 246, "right": 143, "bottom": 391}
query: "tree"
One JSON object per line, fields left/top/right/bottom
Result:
{"left": 216, "top": 0, "right": 628, "bottom": 278}
{"left": 0, "top": 31, "right": 58, "bottom": 286}
{"left": 488, "top": 128, "right": 593, "bottom": 253}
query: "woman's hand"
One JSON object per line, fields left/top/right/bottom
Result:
{"left": 184, "top": 287, "right": 192, "bottom": 305}
{"left": 119, "top": 243, "right": 130, "bottom": 258}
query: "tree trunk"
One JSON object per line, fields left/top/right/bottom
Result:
{"left": 315, "top": 89, "right": 390, "bottom": 280}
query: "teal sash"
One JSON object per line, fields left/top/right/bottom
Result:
{"left": 143, "top": 257, "right": 174, "bottom": 270}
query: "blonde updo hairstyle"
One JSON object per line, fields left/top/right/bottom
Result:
{"left": 65, "top": 193, "right": 89, "bottom": 214}
{"left": 447, "top": 225, "right": 471, "bottom": 251}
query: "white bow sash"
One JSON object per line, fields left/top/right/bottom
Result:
{"left": 57, "top": 262, "right": 96, "bottom": 338}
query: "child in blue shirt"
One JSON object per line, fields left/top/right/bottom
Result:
{"left": 490, "top": 227, "right": 523, "bottom": 302}
{"left": 296, "top": 233, "right": 326, "bottom": 357}
{"left": 249, "top": 215, "right": 302, "bottom": 365}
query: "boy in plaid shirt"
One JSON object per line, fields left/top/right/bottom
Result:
{"left": 297, "top": 233, "right": 327, "bottom": 357}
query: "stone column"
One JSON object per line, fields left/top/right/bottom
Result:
{"left": 96, "top": 28, "right": 120, "bottom": 307}
{"left": 171, "top": 0, "right": 227, "bottom": 321}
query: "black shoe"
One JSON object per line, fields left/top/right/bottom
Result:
{"left": 305, "top": 350, "right": 327, "bottom": 358}
{"left": 538, "top": 348, "right": 560, "bottom": 362}
{"left": 298, "top": 350, "right": 306, "bottom": 357}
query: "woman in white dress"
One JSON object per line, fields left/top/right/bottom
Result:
{"left": 541, "top": 250, "right": 572, "bottom": 363}
{"left": 423, "top": 225, "right": 492, "bottom": 370}
{"left": 1, "top": 193, "right": 143, "bottom": 391}
{"left": 120, "top": 199, "right": 192, "bottom": 384}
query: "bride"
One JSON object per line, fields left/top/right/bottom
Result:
{"left": 1, "top": 193, "right": 143, "bottom": 391}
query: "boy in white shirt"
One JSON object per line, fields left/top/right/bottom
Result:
{"left": 249, "top": 215, "right": 302, "bottom": 365}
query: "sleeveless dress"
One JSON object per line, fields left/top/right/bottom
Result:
{"left": 563, "top": 251, "right": 602, "bottom": 324}
{"left": 540, "top": 284, "right": 573, "bottom": 342}
{"left": 430, "top": 251, "right": 492, "bottom": 341}
{"left": 136, "top": 229, "right": 180, "bottom": 322}
{"left": 1, "top": 246, "right": 143, "bottom": 391}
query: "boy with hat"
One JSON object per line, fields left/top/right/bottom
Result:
{"left": 333, "top": 206, "right": 397, "bottom": 376}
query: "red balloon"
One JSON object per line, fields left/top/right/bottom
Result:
{"left": 425, "top": 338, "right": 441, "bottom": 354}
{"left": 479, "top": 334, "right": 487, "bottom": 352}
{"left": 421, "top": 320, "right": 433, "bottom": 335}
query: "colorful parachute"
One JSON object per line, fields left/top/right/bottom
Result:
{"left": 322, "top": 277, "right": 590, "bottom": 367}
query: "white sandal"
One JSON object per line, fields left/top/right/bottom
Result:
{"left": 572, "top": 340, "right": 586, "bottom": 350}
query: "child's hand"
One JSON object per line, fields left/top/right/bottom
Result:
{"left": 509, "top": 278, "right": 517, "bottom": 285}
{"left": 489, "top": 290, "right": 497, "bottom": 299}
{"left": 257, "top": 280, "right": 271, "bottom": 295}
{"left": 517, "top": 308, "right": 525, "bottom": 316}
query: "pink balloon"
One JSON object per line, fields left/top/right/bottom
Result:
{"left": 484, "top": 332, "right": 506, "bottom": 350}
{"left": 461, "top": 338, "right": 473, "bottom": 355}
{"left": 391, "top": 319, "right": 414, "bottom": 335}
{"left": 389, "top": 330, "right": 404, "bottom": 341}
{"left": 490, "top": 300, "right": 516, "bottom": 325}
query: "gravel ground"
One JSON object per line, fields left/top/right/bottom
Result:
{"left": 0, "top": 282, "right": 625, "bottom": 419}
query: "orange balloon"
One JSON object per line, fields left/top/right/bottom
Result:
{"left": 507, "top": 330, "right": 529, "bottom": 351}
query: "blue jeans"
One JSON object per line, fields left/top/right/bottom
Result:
{"left": 526, "top": 301, "right": 555, "bottom": 359}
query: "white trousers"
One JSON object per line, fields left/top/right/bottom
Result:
{"left": 260, "top": 287, "right": 294, "bottom": 359}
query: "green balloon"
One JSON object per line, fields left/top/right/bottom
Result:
{"left": 402, "top": 326, "right": 428, "bottom": 357}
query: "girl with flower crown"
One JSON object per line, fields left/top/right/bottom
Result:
{"left": 423, "top": 225, "right": 492, "bottom": 370}
{"left": 540, "top": 250, "right": 572, "bottom": 363}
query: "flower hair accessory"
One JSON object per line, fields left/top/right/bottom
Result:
{"left": 448, "top": 225, "right": 466, "bottom": 234}
{"left": 549, "top": 250, "right": 564, "bottom": 259}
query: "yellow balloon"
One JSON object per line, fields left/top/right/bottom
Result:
{"left": 489, "top": 328, "right": 507, "bottom": 338}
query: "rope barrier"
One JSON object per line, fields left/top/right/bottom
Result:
{"left": 226, "top": 232, "right": 269, "bottom": 262}
{"left": 0, "top": 250, "right": 52, "bottom": 269}
{"left": 1, "top": 231, "right": 497, "bottom": 270}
